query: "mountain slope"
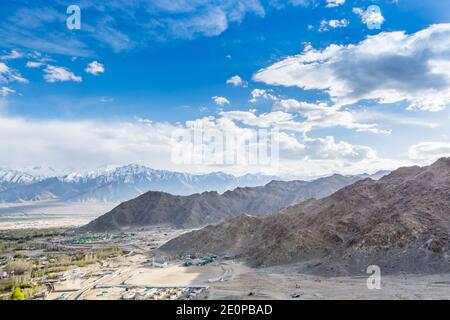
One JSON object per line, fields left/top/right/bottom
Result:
{"left": 0, "top": 168, "right": 44, "bottom": 193}
{"left": 80, "top": 174, "right": 372, "bottom": 232}
{"left": 161, "top": 158, "right": 450, "bottom": 275}
{"left": 0, "top": 165, "right": 277, "bottom": 203}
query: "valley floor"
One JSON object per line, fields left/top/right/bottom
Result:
{"left": 43, "top": 249, "right": 450, "bottom": 301}
{"left": 0, "top": 201, "right": 117, "bottom": 230}
{"left": 205, "top": 264, "right": 450, "bottom": 300}
{"left": 1, "top": 226, "right": 449, "bottom": 300}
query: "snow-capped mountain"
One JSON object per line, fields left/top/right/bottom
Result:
{"left": 0, "top": 168, "right": 36, "bottom": 185}
{"left": 0, "top": 168, "right": 45, "bottom": 192}
{"left": 17, "top": 165, "right": 71, "bottom": 178}
{"left": 0, "top": 165, "right": 278, "bottom": 203}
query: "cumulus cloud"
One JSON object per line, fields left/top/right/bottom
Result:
{"left": 43, "top": 65, "right": 82, "bottom": 83}
{"left": 226, "top": 75, "right": 248, "bottom": 87}
{"left": 0, "top": 49, "right": 23, "bottom": 60}
{"left": 172, "top": 115, "right": 381, "bottom": 175}
{"left": 249, "top": 88, "right": 279, "bottom": 103}
{"left": 0, "top": 113, "right": 395, "bottom": 178}
{"left": 303, "top": 135, "right": 376, "bottom": 161}
{"left": 318, "top": 19, "right": 349, "bottom": 32}
{"left": 254, "top": 24, "right": 450, "bottom": 111}
{"left": 85, "top": 61, "right": 105, "bottom": 76}
{"left": 409, "top": 141, "right": 450, "bottom": 161}
{"left": 353, "top": 6, "right": 385, "bottom": 29}
{"left": 274, "top": 99, "right": 389, "bottom": 134}
{"left": 212, "top": 96, "right": 230, "bottom": 106}
{"left": 326, "top": 0, "right": 345, "bottom": 8}
{"left": 219, "top": 100, "right": 389, "bottom": 135}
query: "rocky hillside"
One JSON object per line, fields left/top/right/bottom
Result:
{"left": 161, "top": 158, "right": 450, "bottom": 276}
{"left": 80, "top": 174, "right": 371, "bottom": 232}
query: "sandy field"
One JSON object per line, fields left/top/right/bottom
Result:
{"left": 47, "top": 250, "right": 450, "bottom": 300}
{"left": 125, "top": 265, "right": 223, "bottom": 286}
{"left": 205, "top": 264, "right": 450, "bottom": 300}
{"left": 0, "top": 201, "right": 117, "bottom": 230}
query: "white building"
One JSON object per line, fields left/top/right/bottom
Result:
{"left": 152, "top": 259, "right": 168, "bottom": 268}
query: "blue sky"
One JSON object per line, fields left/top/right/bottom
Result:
{"left": 0, "top": 0, "right": 450, "bottom": 177}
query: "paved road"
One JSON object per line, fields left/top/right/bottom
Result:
{"left": 69, "top": 270, "right": 120, "bottom": 300}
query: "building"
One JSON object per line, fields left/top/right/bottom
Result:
{"left": 152, "top": 259, "right": 168, "bottom": 268}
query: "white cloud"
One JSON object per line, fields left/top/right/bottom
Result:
{"left": 319, "top": 19, "right": 349, "bottom": 32}
{"left": 164, "top": 8, "right": 229, "bottom": 39}
{"left": 326, "top": 0, "right": 345, "bottom": 8}
{"left": 274, "top": 99, "right": 389, "bottom": 134}
{"left": 219, "top": 100, "right": 389, "bottom": 135}
{"left": 150, "top": 1, "right": 265, "bottom": 40}
{"left": 353, "top": 6, "right": 385, "bottom": 29}
{"left": 0, "top": 50, "right": 23, "bottom": 60}
{"left": 409, "top": 141, "right": 450, "bottom": 161}
{"left": 0, "top": 87, "right": 16, "bottom": 97}
{"left": 26, "top": 61, "right": 44, "bottom": 68}
{"left": 0, "top": 62, "right": 28, "bottom": 84}
{"left": 43, "top": 65, "right": 82, "bottom": 83}
{"left": 303, "top": 135, "right": 376, "bottom": 161}
{"left": 254, "top": 24, "right": 450, "bottom": 111}
{"left": 0, "top": 116, "right": 174, "bottom": 171}
{"left": 287, "top": 0, "right": 313, "bottom": 7}
{"left": 353, "top": 108, "right": 442, "bottom": 129}
{"left": 212, "top": 96, "right": 230, "bottom": 106}
{"left": 220, "top": 110, "right": 294, "bottom": 128}
{"left": 85, "top": 61, "right": 105, "bottom": 76}
{"left": 249, "top": 88, "right": 278, "bottom": 103}
{"left": 0, "top": 113, "right": 398, "bottom": 179}
{"left": 226, "top": 75, "right": 248, "bottom": 87}
{"left": 174, "top": 115, "right": 382, "bottom": 175}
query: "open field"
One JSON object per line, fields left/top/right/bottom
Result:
{"left": 205, "top": 264, "right": 450, "bottom": 300}
{"left": 0, "top": 201, "right": 117, "bottom": 230}
{"left": 46, "top": 253, "right": 450, "bottom": 300}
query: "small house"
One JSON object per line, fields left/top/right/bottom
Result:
{"left": 152, "top": 259, "right": 168, "bottom": 268}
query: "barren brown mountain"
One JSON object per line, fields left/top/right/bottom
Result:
{"left": 80, "top": 174, "right": 377, "bottom": 232}
{"left": 161, "top": 158, "right": 450, "bottom": 275}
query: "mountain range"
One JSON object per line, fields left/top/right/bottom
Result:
{"left": 0, "top": 168, "right": 42, "bottom": 193}
{"left": 161, "top": 158, "right": 450, "bottom": 276}
{"left": 0, "top": 165, "right": 277, "bottom": 203}
{"left": 80, "top": 171, "right": 388, "bottom": 232}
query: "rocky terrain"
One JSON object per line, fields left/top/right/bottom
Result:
{"left": 161, "top": 158, "right": 450, "bottom": 276}
{"left": 80, "top": 173, "right": 377, "bottom": 232}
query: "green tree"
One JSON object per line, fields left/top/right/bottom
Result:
{"left": 12, "top": 287, "right": 25, "bottom": 300}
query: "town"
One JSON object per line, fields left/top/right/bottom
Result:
{"left": 0, "top": 227, "right": 224, "bottom": 300}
